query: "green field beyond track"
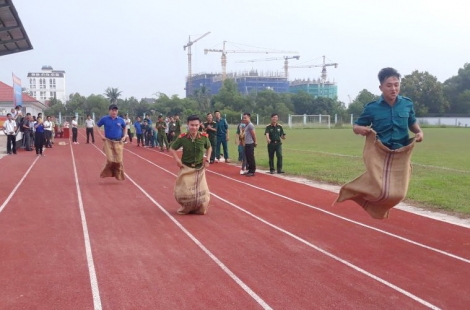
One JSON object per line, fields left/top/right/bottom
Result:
{"left": 228, "top": 127, "right": 470, "bottom": 215}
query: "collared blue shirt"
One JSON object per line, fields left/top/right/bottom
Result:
{"left": 97, "top": 115, "right": 126, "bottom": 140}
{"left": 134, "top": 121, "right": 142, "bottom": 134}
{"left": 215, "top": 118, "right": 228, "bottom": 137}
{"left": 355, "top": 95, "right": 417, "bottom": 149}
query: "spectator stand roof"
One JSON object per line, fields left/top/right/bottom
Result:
{"left": 0, "top": 0, "right": 32, "bottom": 57}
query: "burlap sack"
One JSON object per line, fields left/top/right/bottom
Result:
{"left": 335, "top": 131, "right": 415, "bottom": 219}
{"left": 100, "top": 139, "right": 125, "bottom": 181}
{"left": 174, "top": 165, "right": 210, "bottom": 215}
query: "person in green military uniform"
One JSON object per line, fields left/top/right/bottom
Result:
{"left": 170, "top": 115, "right": 212, "bottom": 169}
{"left": 203, "top": 112, "right": 217, "bottom": 163}
{"left": 174, "top": 114, "right": 182, "bottom": 137}
{"left": 265, "top": 113, "right": 286, "bottom": 174}
{"left": 156, "top": 115, "right": 170, "bottom": 151}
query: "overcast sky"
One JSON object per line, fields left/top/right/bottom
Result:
{"left": 1, "top": 0, "right": 469, "bottom": 104}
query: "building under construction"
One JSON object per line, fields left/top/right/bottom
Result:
{"left": 186, "top": 72, "right": 337, "bottom": 99}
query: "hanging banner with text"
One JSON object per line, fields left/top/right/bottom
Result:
{"left": 12, "top": 73, "right": 23, "bottom": 107}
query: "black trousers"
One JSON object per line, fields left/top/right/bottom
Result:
{"left": 44, "top": 130, "right": 52, "bottom": 147}
{"left": 86, "top": 127, "right": 95, "bottom": 143}
{"left": 72, "top": 127, "right": 78, "bottom": 142}
{"left": 127, "top": 129, "right": 133, "bottom": 142}
{"left": 268, "top": 142, "right": 283, "bottom": 172}
{"left": 7, "top": 134, "right": 16, "bottom": 154}
{"left": 244, "top": 143, "right": 256, "bottom": 173}
{"left": 23, "top": 131, "right": 32, "bottom": 150}
{"left": 136, "top": 133, "right": 143, "bottom": 145}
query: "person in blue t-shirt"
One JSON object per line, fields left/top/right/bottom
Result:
{"left": 134, "top": 116, "right": 143, "bottom": 147}
{"left": 353, "top": 67, "right": 424, "bottom": 149}
{"left": 96, "top": 104, "right": 127, "bottom": 141}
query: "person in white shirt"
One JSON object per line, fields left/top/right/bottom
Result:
{"left": 43, "top": 115, "right": 53, "bottom": 148}
{"left": 85, "top": 115, "right": 95, "bottom": 143}
{"left": 11, "top": 105, "right": 23, "bottom": 121}
{"left": 124, "top": 114, "right": 132, "bottom": 144}
{"left": 2, "top": 113, "right": 17, "bottom": 155}
{"left": 71, "top": 116, "right": 78, "bottom": 144}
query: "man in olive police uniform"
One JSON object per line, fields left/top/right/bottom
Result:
{"left": 156, "top": 115, "right": 170, "bottom": 151}
{"left": 265, "top": 113, "right": 286, "bottom": 174}
{"left": 170, "top": 115, "right": 212, "bottom": 169}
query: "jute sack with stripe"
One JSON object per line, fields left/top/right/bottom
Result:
{"left": 174, "top": 165, "right": 210, "bottom": 215}
{"left": 100, "top": 139, "right": 125, "bottom": 181}
{"left": 335, "top": 130, "right": 415, "bottom": 219}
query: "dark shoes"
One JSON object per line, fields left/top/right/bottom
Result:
{"left": 270, "top": 170, "right": 275, "bottom": 174}
{"left": 245, "top": 172, "right": 255, "bottom": 177}
{"left": 277, "top": 171, "right": 285, "bottom": 174}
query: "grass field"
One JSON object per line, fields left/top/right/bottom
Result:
{"left": 227, "top": 126, "right": 470, "bottom": 215}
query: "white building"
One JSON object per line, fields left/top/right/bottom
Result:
{"left": 27, "top": 65, "right": 66, "bottom": 104}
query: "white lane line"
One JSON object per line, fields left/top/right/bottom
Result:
{"left": 125, "top": 173, "right": 272, "bottom": 310}
{"left": 133, "top": 147, "right": 470, "bottom": 265}
{"left": 212, "top": 192, "right": 440, "bottom": 310}
{"left": 0, "top": 156, "right": 40, "bottom": 213}
{"left": 124, "top": 149, "right": 440, "bottom": 309}
{"left": 89, "top": 143, "right": 272, "bottom": 309}
{"left": 70, "top": 142, "right": 102, "bottom": 310}
{"left": 208, "top": 170, "right": 470, "bottom": 265}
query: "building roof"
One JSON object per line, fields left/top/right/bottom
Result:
{"left": 0, "top": 0, "right": 33, "bottom": 57}
{"left": 0, "top": 80, "right": 41, "bottom": 103}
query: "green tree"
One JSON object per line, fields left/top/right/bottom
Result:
{"left": 443, "top": 63, "right": 470, "bottom": 113}
{"left": 212, "top": 79, "right": 248, "bottom": 112}
{"left": 454, "top": 90, "right": 470, "bottom": 114}
{"left": 44, "top": 97, "right": 66, "bottom": 117}
{"left": 104, "top": 87, "right": 122, "bottom": 105}
{"left": 401, "top": 71, "right": 448, "bottom": 114}
{"left": 347, "top": 89, "right": 378, "bottom": 117}
{"left": 291, "top": 91, "right": 315, "bottom": 114}
{"left": 193, "top": 85, "right": 212, "bottom": 112}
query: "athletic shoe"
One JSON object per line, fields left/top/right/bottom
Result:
{"left": 270, "top": 170, "right": 275, "bottom": 174}
{"left": 225, "top": 158, "right": 231, "bottom": 163}
{"left": 240, "top": 170, "right": 247, "bottom": 175}
{"left": 245, "top": 172, "right": 255, "bottom": 177}
{"left": 277, "top": 171, "right": 285, "bottom": 174}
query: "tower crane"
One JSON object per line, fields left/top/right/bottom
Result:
{"left": 235, "top": 55, "right": 300, "bottom": 79}
{"left": 289, "top": 55, "right": 338, "bottom": 83}
{"left": 184, "top": 31, "right": 211, "bottom": 96}
{"left": 204, "top": 41, "right": 297, "bottom": 81}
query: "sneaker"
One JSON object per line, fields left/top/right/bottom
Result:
{"left": 277, "top": 171, "right": 285, "bottom": 174}
{"left": 215, "top": 158, "right": 219, "bottom": 163}
{"left": 240, "top": 170, "right": 246, "bottom": 175}
{"left": 245, "top": 172, "right": 255, "bottom": 177}
{"left": 270, "top": 170, "right": 275, "bottom": 174}
{"left": 225, "top": 158, "right": 231, "bottom": 163}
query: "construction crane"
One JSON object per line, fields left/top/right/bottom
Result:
{"left": 184, "top": 31, "right": 211, "bottom": 96}
{"left": 290, "top": 55, "right": 338, "bottom": 83}
{"left": 235, "top": 55, "right": 300, "bottom": 79}
{"left": 204, "top": 41, "right": 297, "bottom": 81}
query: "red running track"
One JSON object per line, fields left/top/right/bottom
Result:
{"left": 0, "top": 129, "right": 469, "bottom": 309}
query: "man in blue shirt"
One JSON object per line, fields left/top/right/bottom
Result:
{"left": 96, "top": 104, "right": 127, "bottom": 180}
{"left": 353, "top": 67, "right": 424, "bottom": 149}
{"left": 96, "top": 104, "right": 127, "bottom": 141}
